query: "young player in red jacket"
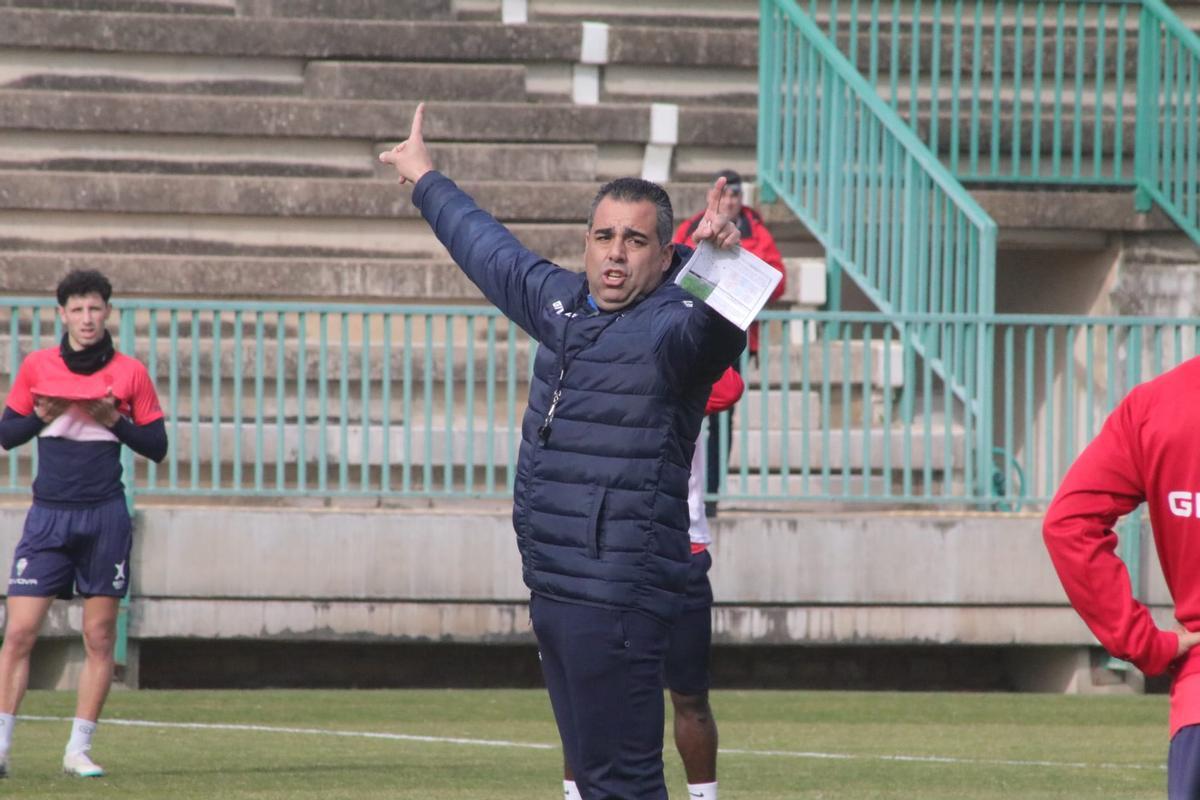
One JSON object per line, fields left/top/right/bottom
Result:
{"left": 1043, "top": 358, "right": 1200, "bottom": 798}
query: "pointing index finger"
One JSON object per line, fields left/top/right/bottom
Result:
{"left": 410, "top": 102, "right": 425, "bottom": 142}
{"left": 706, "top": 176, "right": 727, "bottom": 217}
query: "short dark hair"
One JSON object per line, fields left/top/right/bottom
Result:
{"left": 56, "top": 269, "right": 112, "bottom": 306}
{"left": 715, "top": 168, "right": 743, "bottom": 192}
{"left": 588, "top": 177, "right": 674, "bottom": 247}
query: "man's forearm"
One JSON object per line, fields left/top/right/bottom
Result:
{"left": 0, "top": 406, "right": 45, "bottom": 450}
{"left": 111, "top": 417, "right": 168, "bottom": 463}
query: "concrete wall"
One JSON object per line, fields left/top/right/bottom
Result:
{"left": 0, "top": 500, "right": 1173, "bottom": 654}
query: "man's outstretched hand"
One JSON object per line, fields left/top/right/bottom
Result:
{"left": 379, "top": 102, "right": 434, "bottom": 186}
{"left": 690, "top": 176, "right": 742, "bottom": 250}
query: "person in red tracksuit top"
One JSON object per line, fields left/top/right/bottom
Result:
{"left": 674, "top": 169, "right": 786, "bottom": 517}
{"left": 1043, "top": 358, "right": 1200, "bottom": 799}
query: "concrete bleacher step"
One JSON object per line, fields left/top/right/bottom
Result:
{"left": 238, "top": 0, "right": 452, "bottom": 20}
{"left": 305, "top": 62, "right": 527, "bottom": 102}
{"left": 0, "top": 172, "right": 717, "bottom": 265}
{"left": 746, "top": 339, "right": 905, "bottom": 389}
{"left": 0, "top": 0, "right": 234, "bottom": 13}
{"left": 717, "top": 472, "right": 961, "bottom": 503}
{"left": 460, "top": 0, "right": 760, "bottom": 27}
{"left": 0, "top": 132, "right": 375, "bottom": 178}
{"left": 0, "top": 10, "right": 578, "bottom": 62}
{"left": 0, "top": 9, "right": 757, "bottom": 68}
{"left": 728, "top": 425, "right": 967, "bottom": 471}
{"left": 0, "top": 132, "right": 597, "bottom": 181}
{"left": 0, "top": 50, "right": 305, "bottom": 96}
{"left": 0, "top": 218, "right": 589, "bottom": 264}
{"left": 0, "top": 252, "right": 489, "bottom": 300}
{"left": 0, "top": 90, "right": 756, "bottom": 149}
{"left": 740, "top": 387, "right": 900, "bottom": 430}
{"left": 0, "top": 57, "right": 539, "bottom": 103}
{"left": 0, "top": 171, "right": 713, "bottom": 222}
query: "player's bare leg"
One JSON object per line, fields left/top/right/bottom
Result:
{"left": 0, "top": 595, "right": 54, "bottom": 714}
{"left": 63, "top": 595, "right": 119, "bottom": 778}
{"left": 0, "top": 595, "right": 55, "bottom": 776}
{"left": 671, "top": 689, "right": 718, "bottom": 796}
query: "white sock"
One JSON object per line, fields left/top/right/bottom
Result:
{"left": 687, "top": 781, "right": 718, "bottom": 799}
{"left": 0, "top": 713, "right": 13, "bottom": 754}
{"left": 564, "top": 779, "right": 583, "bottom": 800}
{"left": 65, "top": 717, "right": 97, "bottom": 755}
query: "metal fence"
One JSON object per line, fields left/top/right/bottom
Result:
{"left": 3, "top": 300, "right": 1198, "bottom": 512}
{"left": 785, "top": 0, "right": 1199, "bottom": 243}
{"left": 758, "top": 0, "right": 998, "bottom": 494}
{"left": 1135, "top": 0, "right": 1200, "bottom": 244}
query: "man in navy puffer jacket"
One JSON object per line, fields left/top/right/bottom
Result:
{"left": 381, "top": 105, "right": 746, "bottom": 800}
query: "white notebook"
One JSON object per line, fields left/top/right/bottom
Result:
{"left": 674, "top": 241, "right": 783, "bottom": 330}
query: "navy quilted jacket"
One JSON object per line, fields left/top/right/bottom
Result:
{"left": 414, "top": 172, "right": 746, "bottom": 622}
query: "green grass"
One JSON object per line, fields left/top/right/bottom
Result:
{"left": 4, "top": 689, "right": 1171, "bottom": 799}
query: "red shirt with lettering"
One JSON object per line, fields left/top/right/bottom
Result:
{"left": 1044, "top": 356, "right": 1200, "bottom": 736}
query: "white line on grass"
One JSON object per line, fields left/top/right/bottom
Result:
{"left": 718, "top": 747, "right": 1166, "bottom": 772}
{"left": 19, "top": 715, "right": 556, "bottom": 751}
{"left": 21, "top": 715, "right": 1164, "bottom": 772}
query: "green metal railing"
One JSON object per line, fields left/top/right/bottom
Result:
{"left": 1135, "top": 0, "right": 1200, "bottom": 243}
{"left": 798, "top": 0, "right": 1144, "bottom": 184}
{"left": 758, "top": 0, "right": 998, "bottom": 494}
{"left": 718, "top": 310, "right": 1199, "bottom": 511}
{"left": 790, "top": 0, "right": 1200, "bottom": 243}
{"left": 1, "top": 299, "right": 531, "bottom": 500}
{"left": 4, "top": 301, "right": 1197, "bottom": 514}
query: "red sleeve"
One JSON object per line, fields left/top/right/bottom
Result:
{"left": 130, "top": 363, "right": 164, "bottom": 425}
{"left": 749, "top": 216, "right": 787, "bottom": 302}
{"left": 1042, "top": 393, "right": 1179, "bottom": 675}
{"left": 673, "top": 213, "right": 701, "bottom": 247}
{"left": 5, "top": 356, "right": 36, "bottom": 416}
{"left": 704, "top": 367, "right": 744, "bottom": 415}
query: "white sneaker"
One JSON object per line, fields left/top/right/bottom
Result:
{"left": 62, "top": 749, "right": 104, "bottom": 778}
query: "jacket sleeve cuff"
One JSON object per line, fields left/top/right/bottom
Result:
{"left": 411, "top": 170, "right": 446, "bottom": 210}
{"left": 1140, "top": 629, "right": 1180, "bottom": 677}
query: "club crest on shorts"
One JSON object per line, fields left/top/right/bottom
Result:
{"left": 14, "top": 558, "right": 27, "bottom": 577}
{"left": 113, "top": 560, "right": 127, "bottom": 591}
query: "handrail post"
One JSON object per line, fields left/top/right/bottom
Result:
{"left": 115, "top": 306, "right": 136, "bottom": 673}
{"left": 758, "top": 0, "right": 779, "bottom": 204}
{"left": 1134, "top": 3, "right": 1158, "bottom": 213}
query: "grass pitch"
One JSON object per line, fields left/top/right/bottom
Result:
{"left": 5, "top": 688, "right": 1170, "bottom": 799}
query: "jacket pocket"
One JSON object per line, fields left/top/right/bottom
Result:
{"left": 585, "top": 486, "right": 607, "bottom": 559}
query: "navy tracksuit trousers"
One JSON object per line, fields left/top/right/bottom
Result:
{"left": 530, "top": 593, "right": 671, "bottom": 800}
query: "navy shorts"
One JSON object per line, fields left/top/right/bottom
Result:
{"left": 7, "top": 497, "right": 133, "bottom": 599}
{"left": 665, "top": 548, "right": 714, "bottom": 696}
{"left": 531, "top": 593, "right": 670, "bottom": 800}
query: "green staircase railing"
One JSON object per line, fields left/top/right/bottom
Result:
{"left": 758, "top": 0, "right": 999, "bottom": 497}
{"left": 1135, "top": 0, "right": 1200, "bottom": 244}
{"left": 2, "top": 300, "right": 1193, "bottom": 510}
{"left": 792, "top": 0, "right": 1200, "bottom": 245}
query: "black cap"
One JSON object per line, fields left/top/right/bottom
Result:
{"left": 715, "top": 169, "right": 743, "bottom": 191}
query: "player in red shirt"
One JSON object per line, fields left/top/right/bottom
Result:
{"left": 0, "top": 270, "right": 167, "bottom": 779}
{"left": 1043, "top": 358, "right": 1200, "bottom": 797}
